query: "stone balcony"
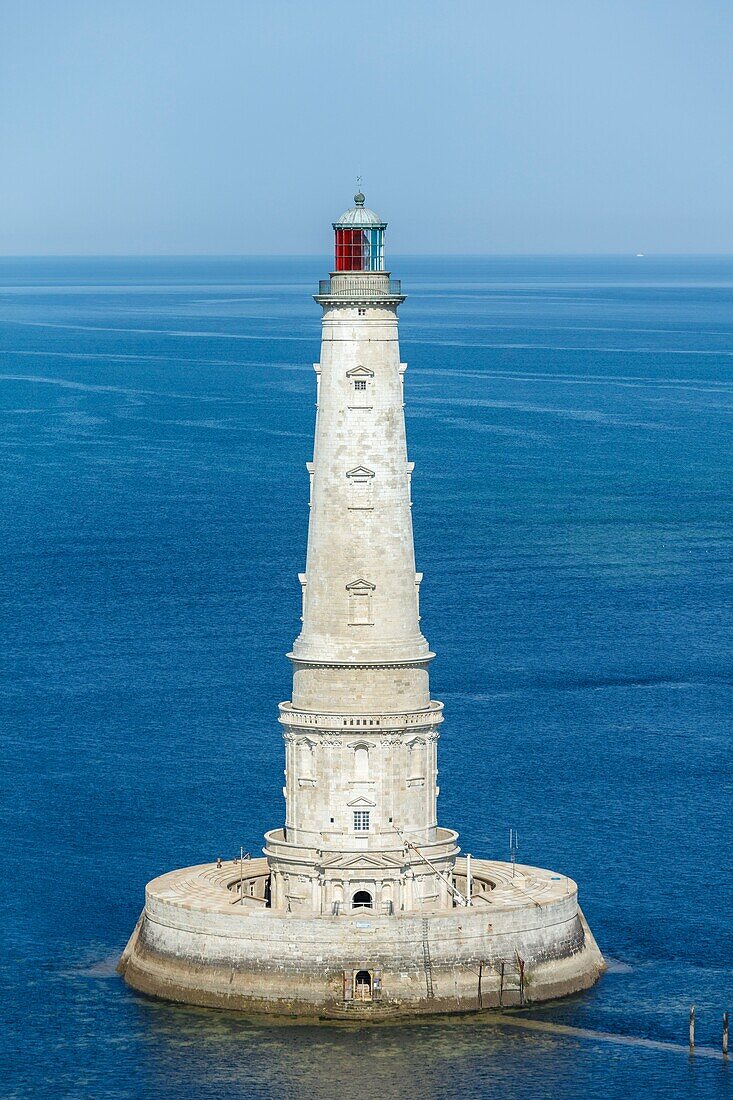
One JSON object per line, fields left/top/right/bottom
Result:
{"left": 278, "top": 699, "right": 444, "bottom": 732}
{"left": 315, "top": 272, "right": 404, "bottom": 303}
{"left": 263, "top": 825, "right": 460, "bottom": 865}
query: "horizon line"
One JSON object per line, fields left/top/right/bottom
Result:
{"left": 2, "top": 251, "right": 733, "bottom": 260}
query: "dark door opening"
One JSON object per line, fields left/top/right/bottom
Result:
{"left": 354, "top": 970, "right": 372, "bottom": 1001}
{"left": 352, "top": 890, "right": 373, "bottom": 909}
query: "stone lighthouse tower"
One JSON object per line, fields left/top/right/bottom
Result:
{"left": 119, "top": 192, "right": 604, "bottom": 1017}
{"left": 264, "top": 191, "right": 459, "bottom": 916}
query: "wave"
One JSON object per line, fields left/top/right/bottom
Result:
{"left": 0, "top": 372, "right": 260, "bottom": 405}
{"left": 411, "top": 395, "right": 674, "bottom": 431}
{"left": 2, "top": 348, "right": 283, "bottom": 369}
{"left": 407, "top": 337, "right": 733, "bottom": 357}
{"left": 444, "top": 675, "right": 703, "bottom": 701}
{"left": 2, "top": 319, "right": 314, "bottom": 342}
{"left": 415, "top": 365, "right": 733, "bottom": 392}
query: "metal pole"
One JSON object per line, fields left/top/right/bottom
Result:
{"left": 723, "top": 1011, "right": 729, "bottom": 1057}
{"left": 240, "top": 845, "right": 244, "bottom": 900}
{"left": 689, "top": 1005, "right": 695, "bottom": 1052}
{"left": 393, "top": 827, "right": 468, "bottom": 906}
{"left": 466, "top": 853, "right": 472, "bottom": 906}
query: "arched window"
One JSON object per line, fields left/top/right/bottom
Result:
{"left": 354, "top": 745, "right": 369, "bottom": 780}
{"left": 381, "top": 882, "right": 393, "bottom": 915}
{"left": 298, "top": 739, "right": 315, "bottom": 780}
{"left": 352, "top": 890, "right": 373, "bottom": 910}
{"left": 408, "top": 738, "right": 426, "bottom": 784}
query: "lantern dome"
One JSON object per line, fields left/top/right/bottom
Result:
{"left": 333, "top": 192, "right": 386, "bottom": 230}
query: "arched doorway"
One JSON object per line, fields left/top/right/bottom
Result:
{"left": 354, "top": 970, "right": 372, "bottom": 1001}
{"left": 352, "top": 890, "right": 373, "bottom": 910}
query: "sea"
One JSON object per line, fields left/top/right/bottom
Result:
{"left": 1, "top": 255, "right": 731, "bottom": 1098}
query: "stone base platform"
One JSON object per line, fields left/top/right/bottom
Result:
{"left": 118, "top": 857, "right": 604, "bottom": 1019}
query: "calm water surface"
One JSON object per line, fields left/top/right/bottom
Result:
{"left": 1, "top": 256, "right": 732, "bottom": 1098}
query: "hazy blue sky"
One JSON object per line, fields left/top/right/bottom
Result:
{"left": 1, "top": 1, "right": 731, "bottom": 254}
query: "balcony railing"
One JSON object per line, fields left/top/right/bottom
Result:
{"left": 278, "top": 700, "right": 443, "bottom": 731}
{"left": 317, "top": 275, "right": 402, "bottom": 298}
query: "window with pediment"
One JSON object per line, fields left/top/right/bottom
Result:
{"left": 346, "top": 466, "right": 375, "bottom": 510}
{"left": 346, "top": 366, "right": 374, "bottom": 408}
{"left": 347, "top": 578, "right": 375, "bottom": 625}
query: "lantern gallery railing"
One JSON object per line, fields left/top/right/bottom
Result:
{"left": 317, "top": 276, "right": 402, "bottom": 298}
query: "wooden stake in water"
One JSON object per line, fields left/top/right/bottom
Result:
{"left": 689, "top": 1005, "right": 695, "bottom": 1052}
{"left": 723, "top": 1011, "right": 729, "bottom": 1057}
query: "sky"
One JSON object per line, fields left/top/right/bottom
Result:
{"left": 1, "top": 0, "right": 732, "bottom": 255}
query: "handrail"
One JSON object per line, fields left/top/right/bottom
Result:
{"left": 317, "top": 277, "right": 402, "bottom": 297}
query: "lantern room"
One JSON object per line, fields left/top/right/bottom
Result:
{"left": 333, "top": 192, "right": 386, "bottom": 272}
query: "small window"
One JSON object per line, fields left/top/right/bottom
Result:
{"left": 357, "top": 308, "right": 366, "bottom": 316}
{"left": 353, "top": 810, "right": 370, "bottom": 832}
{"left": 354, "top": 379, "right": 367, "bottom": 391}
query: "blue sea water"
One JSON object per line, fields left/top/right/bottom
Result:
{"left": 1, "top": 255, "right": 732, "bottom": 1099}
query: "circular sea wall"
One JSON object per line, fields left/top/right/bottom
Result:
{"left": 118, "top": 857, "right": 604, "bottom": 1019}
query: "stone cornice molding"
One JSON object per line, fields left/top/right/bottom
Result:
{"left": 286, "top": 653, "right": 435, "bottom": 668}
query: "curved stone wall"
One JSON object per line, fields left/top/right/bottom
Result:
{"left": 119, "top": 858, "right": 604, "bottom": 1018}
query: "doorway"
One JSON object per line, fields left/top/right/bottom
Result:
{"left": 352, "top": 890, "right": 373, "bottom": 909}
{"left": 354, "top": 970, "right": 372, "bottom": 1001}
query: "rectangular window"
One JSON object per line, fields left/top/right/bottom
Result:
{"left": 348, "top": 477, "right": 373, "bottom": 510}
{"left": 350, "top": 593, "right": 371, "bottom": 624}
{"left": 353, "top": 810, "right": 370, "bottom": 832}
{"left": 354, "top": 380, "right": 367, "bottom": 391}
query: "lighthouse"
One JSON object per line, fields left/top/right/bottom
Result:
{"left": 119, "top": 192, "right": 604, "bottom": 1017}
{"left": 265, "top": 191, "right": 458, "bottom": 917}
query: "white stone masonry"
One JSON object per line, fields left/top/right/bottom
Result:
{"left": 265, "top": 272, "right": 457, "bottom": 915}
